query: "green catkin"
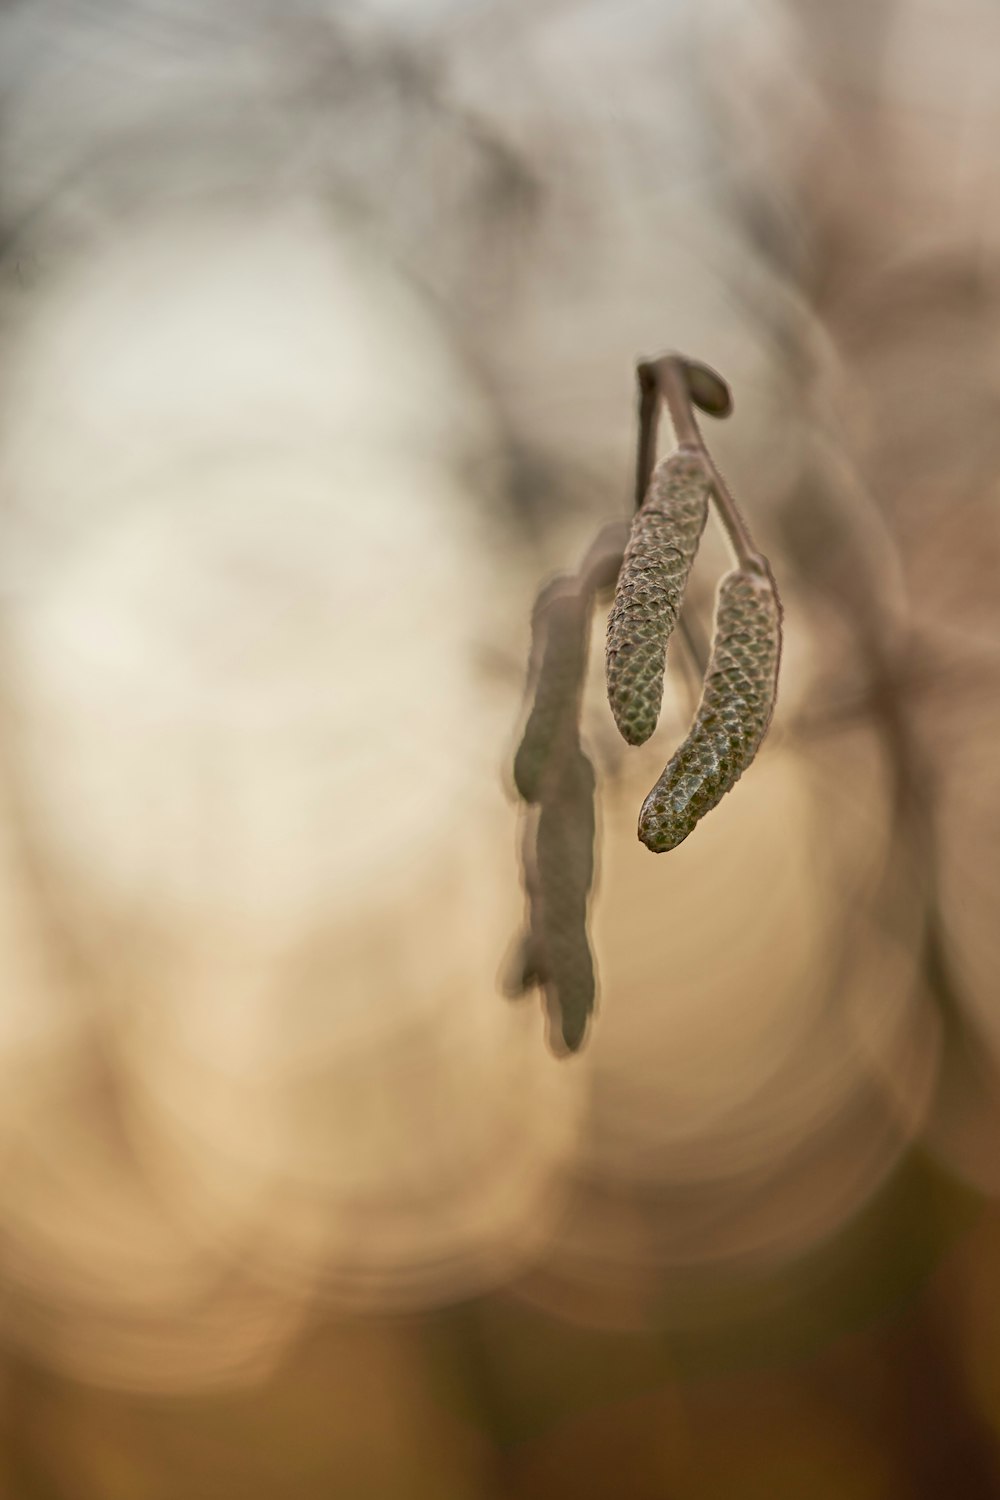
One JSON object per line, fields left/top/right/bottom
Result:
{"left": 513, "top": 582, "right": 589, "bottom": 804}
{"left": 606, "top": 449, "right": 711, "bottom": 746}
{"left": 638, "top": 566, "right": 781, "bottom": 853}
{"left": 533, "top": 745, "right": 597, "bottom": 1052}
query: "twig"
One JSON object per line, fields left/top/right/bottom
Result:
{"left": 637, "top": 353, "right": 767, "bottom": 575}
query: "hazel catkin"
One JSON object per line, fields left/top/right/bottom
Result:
{"left": 606, "top": 449, "right": 710, "bottom": 747}
{"left": 513, "top": 581, "right": 590, "bottom": 804}
{"left": 638, "top": 565, "right": 781, "bottom": 853}
{"left": 533, "top": 744, "right": 597, "bottom": 1052}
{"left": 508, "top": 567, "right": 601, "bottom": 1050}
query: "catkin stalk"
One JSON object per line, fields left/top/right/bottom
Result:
{"left": 606, "top": 449, "right": 710, "bottom": 746}
{"left": 638, "top": 566, "right": 781, "bottom": 853}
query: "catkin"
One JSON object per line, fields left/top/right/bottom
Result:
{"left": 509, "top": 566, "right": 601, "bottom": 1050}
{"left": 513, "top": 582, "right": 590, "bottom": 804}
{"left": 606, "top": 449, "right": 710, "bottom": 746}
{"left": 533, "top": 745, "right": 597, "bottom": 1052}
{"left": 638, "top": 566, "right": 781, "bottom": 853}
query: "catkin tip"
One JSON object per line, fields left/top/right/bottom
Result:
{"left": 560, "top": 1012, "right": 589, "bottom": 1052}
{"left": 637, "top": 805, "right": 689, "bottom": 854}
{"left": 619, "top": 716, "right": 654, "bottom": 749}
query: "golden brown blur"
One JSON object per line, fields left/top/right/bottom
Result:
{"left": 0, "top": 1, "right": 998, "bottom": 1495}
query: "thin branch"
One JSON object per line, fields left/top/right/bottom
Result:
{"left": 638, "top": 353, "right": 767, "bottom": 575}
{"left": 634, "top": 363, "right": 662, "bottom": 510}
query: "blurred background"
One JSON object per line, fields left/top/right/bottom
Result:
{"left": 0, "top": 0, "right": 998, "bottom": 1494}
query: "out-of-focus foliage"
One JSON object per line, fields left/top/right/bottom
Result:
{"left": 0, "top": 0, "right": 999, "bottom": 1495}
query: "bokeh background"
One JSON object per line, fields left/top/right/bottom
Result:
{"left": 0, "top": 0, "right": 999, "bottom": 1494}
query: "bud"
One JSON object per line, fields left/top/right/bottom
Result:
{"left": 682, "top": 357, "right": 733, "bottom": 418}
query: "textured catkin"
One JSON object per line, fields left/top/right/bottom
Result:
{"left": 514, "top": 583, "right": 590, "bottom": 804}
{"left": 606, "top": 449, "right": 710, "bottom": 746}
{"left": 533, "top": 745, "right": 597, "bottom": 1051}
{"left": 638, "top": 566, "right": 781, "bottom": 853}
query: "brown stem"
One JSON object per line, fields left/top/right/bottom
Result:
{"left": 634, "top": 362, "right": 662, "bottom": 509}
{"left": 650, "top": 355, "right": 702, "bottom": 450}
{"left": 637, "top": 352, "right": 767, "bottom": 575}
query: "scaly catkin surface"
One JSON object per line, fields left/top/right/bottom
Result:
{"left": 606, "top": 450, "right": 710, "bottom": 746}
{"left": 638, "top": 567, "right": 781, "bottom": 853}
